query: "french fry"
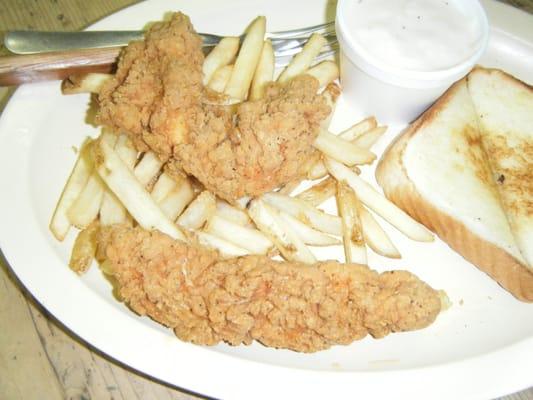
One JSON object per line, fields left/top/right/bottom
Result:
{"left": 101, "top": 133, "right": 136, "bottom": 225}
{"left": 358, "top": 206, "right": 401, "bottom": 259}
{"left": 307, "top": 159, "right": 329, "bottom": 180}
{"left": 308, "top": 117, "right": 377, "bottom": 180}
{"left": 324, "top": 158, "right": 434, "bottom": 242}
{"left": 224, "top": 16, "right": 266, "bottom": 100}
{"left": 151, "top": 172, "right": 177, "bottom": 203}
{"left": 194, "top": 231, "right": 250, "bottom": 258}
{"left": 50, "top": 139, "right": 93, "bottom": 240}
{"left": 207, "top": 65, "right": 233, "bottom": 93}
{"left": 320, "top": 82, "right": 340, "bottom": 130}
{"left": 158, "top": 178, "right": 195, "bottom": 221}
{"left": 249, "top": 39, "right": 274, "bottom": 100}
{"left": 202, "top": 36, "right": 240, "bottom": 85}
{"left": 277, "top": 211, "right": 340, "bottom": 246}
{"left": 67, "top": 173, "right": 105, "bottom": 229}
{"left": 95, "top": 139, "right": 186, "bottom": 241}
{"left": 277, "top": 179, "right": 300, "bottom": 195}
{"left": 248, "top": 199, "right": 316, "bottom": 263}
{"left": 351, "top": 126, "right": 387, "bottom": 149}
{"left": 205, "top": 214, "right": 273, "bottom": 255}
{"left": 215, "top": 201, "right": 251, "bottom": 226}
{"left": 69, "top": 221, "right": 99, "bottom": 274}
{"left": 100, "top": 129, "right": 118, "bottom": 148}
{"left": 295, "top": 178, "right": 336, "bottom": 206}
{"left": 99, "top": 190, "right": 128, "bottom": 225}
{"left": 61, "top": 73, "right": 112, "bottom": 95}
{"left": 67, "top": 129, "right": 116, "bottom": 229}
{"left": 337, "top": 117, "right": 378, "bottom": 141}
{"left": 134, "top": 151, "right": 163, "bottom": 186}
{"left": 262, "top": 192, "right": 341, "bottom": 235}
{"left": 302, "top": 166, "right": 401, "bottom": 258}
{"left": 98, "top": 132, "right": 130, "bottom": 225}
{"left": 336, "top": 182, "right": 367, "bottom": 265}
{"left": 314, "top": 129, "right": 376, "bottom": 166}
{"left": 115, "top": 134, "right": 138, "bottom": 168}
{"left": 177, "top": 190, "right": 216, "bottom": 230}
{"left": 305, "top": 60, "right": 339, "bottom": 88}
{"left": 277, "top": 33, "right": 327, "bottom": 83}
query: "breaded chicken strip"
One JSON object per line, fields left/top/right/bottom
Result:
{"left": 170, "top": 77, "right": 333, "bottom": 201}
{"left": 97, "top": 13, "right": 204, "bottom": 156}
{"left": 99, "top": 225, "right": 443, "bottom": 352}
{"left": 97, "top": 13, "right": 333, "bottom": 202}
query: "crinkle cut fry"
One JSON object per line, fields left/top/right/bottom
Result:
{"left": 99, "top": 225, "right": 443, "bottom": 352}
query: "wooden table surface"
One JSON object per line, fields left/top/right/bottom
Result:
{"left": 1, "top": 1, "right": 532, "bottom": 399}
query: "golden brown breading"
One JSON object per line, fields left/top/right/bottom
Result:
{"left": 171, "top": 76, "right": 330, "bottom": 201}
{"left": 97, "top": 13, "right": 332, "bottom": 202}
{"left": 98, "top": 225, "right": 443, "bottom": 352}
{"left": 97, "top": 13, "right": 204, "bottom": 157}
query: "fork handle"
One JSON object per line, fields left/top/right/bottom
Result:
{"left": 0, "top": 47, "right": 120, "bottom": 86}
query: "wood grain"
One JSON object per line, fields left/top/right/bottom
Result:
{"left": 0, "top": 264, "right": 199, "bottom": 400}
{"left": 0, "top": 1, "right": 532, "bottom": 400}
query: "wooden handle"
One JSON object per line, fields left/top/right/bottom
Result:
{"left": 0, "top": 47, "right": 121, "bottom": 86}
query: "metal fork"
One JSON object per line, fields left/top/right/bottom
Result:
{"left": 5, "top": 21, "right": 335, "bottom": 52}
{"left": 0, "top": 21, "right": 337, "bottom": 86}
{"left": 4, "top": 21, "right": 337, "bottom": 63}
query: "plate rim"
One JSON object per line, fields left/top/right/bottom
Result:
{"left": 0, "top": 1, "right": 532, "bottom": 399}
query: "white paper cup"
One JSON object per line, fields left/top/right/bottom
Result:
{"left": 335, "top": 0, "right": 489, "bottom": 123}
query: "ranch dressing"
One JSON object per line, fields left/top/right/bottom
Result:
{"left": 345, "top": 0, "right": 484, "bottom": 71}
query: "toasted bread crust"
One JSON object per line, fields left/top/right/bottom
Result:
{"left": 470, "top": 66, "right": 533, "bottom": 93}
{"left": 383, "top": 182, "right": 533, "bottom": 302}
{"left": 376, "top": 79, "right": 533, "bottom": 302}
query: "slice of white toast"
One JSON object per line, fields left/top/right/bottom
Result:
{"left": 467, "top": 68, "right": 533, "bottom": 269}
{"left": 376, "top": 74, "right": 533, "bottom": 301}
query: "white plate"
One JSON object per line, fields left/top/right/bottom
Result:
{"left": 0, "top": 1, "right": 532, "bottom": 399}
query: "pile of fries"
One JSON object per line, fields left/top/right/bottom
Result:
{"left": 53, "top": 16, "right": 433, "bottom": 273}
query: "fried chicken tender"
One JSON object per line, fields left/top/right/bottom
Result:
{"left": 97, "top": 13, "right": 333, "bottom": 202}
{"left": 97, "top": 13, "right": 204, "bottom": 157}
{"left": 98, "top": 225, "right": 443, "bottom": 352}
{"left": 170, "top": 77, "right": 331, "bottom": 201}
